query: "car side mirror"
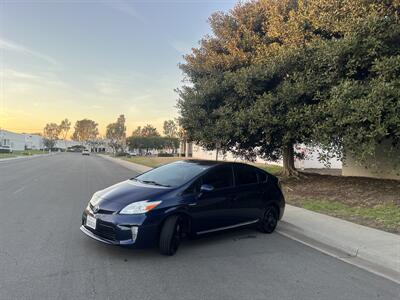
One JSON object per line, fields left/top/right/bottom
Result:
{"left": 200, "top": 184, "right": 214, "bottom": 193}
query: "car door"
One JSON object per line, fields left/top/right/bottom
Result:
{"left": 231, "top": 164, "right": 264, "bottom": 223}
{"left": 188, "top": 165, "right": 237, "bottom": 233}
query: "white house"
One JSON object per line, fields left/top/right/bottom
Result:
{"left": 24, "top": 134, "right": 43, "bottom": 150}
{"left": 0, "top": 129, "right": 84, "bottom": 151}
{"left": 0, "top": 129, "right": 26, "bottom": 151}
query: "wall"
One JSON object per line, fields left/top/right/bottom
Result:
{"left": 1, "top": 129, "right": 84, "bottom": 151}
{"left": 294, "top": 145, "right": 342, "bottom": 169}
{"left": 24, "top": 134, "right": 43, "bottom": 150}
{"left": 191, "top": 144, "right": 282, "bottom": 165}
{"left": 0, "top": 130, "right": 26, "bottom": 151}
{"left": 191, "top": 143, "right": 341, "bottom": 169}
{"left": 342, "top": 140, "right": 400, "bottom": 180}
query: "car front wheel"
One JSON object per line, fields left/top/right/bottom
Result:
{"left": 159, "top": 215, "right": 182, "bottom": 256}
{"left": 259, "top": 206, "right": 278, "bottom": 233}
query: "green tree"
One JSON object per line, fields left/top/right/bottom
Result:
{"left": 141, "top": 124, "right": 160, "bottom": 137}
{"left": 314, "top": 14, "right": 400, "bottom": 167}
{"left": 163, "top": 120, "right": 177, "bottom": 138}
{"left": 72, "top": 119, "right": 99, "bottom": 142}
{"left": 59, "top": 118, "right": 71, "bottom": 149}
{"left": 131, "top": 124, "right": 160, "bottom": 137}
{"left": 132, "top": 126, "right": 142, "bottom": 137}
{"left": 163, "top": 120, "right": 179, "bottom": 153}
{"left": 59, "top": 119, "right": 71, "bottom": 140}
{"left": 127, "top": 136, "right": 179, "bottom": 155}
{"left": 177, "top": 0, "right": 399, "bottom": 176}
{"left": 43, "top": 123, "right": 61, "bottom": 150}
{"left": 106, "top": 115, "right": 127, "bottom": 154}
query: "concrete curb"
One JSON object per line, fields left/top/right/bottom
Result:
{"left": 100, "top": 155, "right": 400, "bottom": 284}
{"left": 0, "top": 152, "right": 57, "bottom": 162}
{"left": 277, "top": 205, "right": 400, "bottom": 284}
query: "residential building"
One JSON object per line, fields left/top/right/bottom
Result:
{"left": 0, "top": 129, "right": 26, "bottom": 151}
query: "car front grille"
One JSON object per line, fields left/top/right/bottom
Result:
{"left": 83, "top": 214, "right": 117, "bottom": 242}
{"left": 94, "top": 220, "right": 117, "bottom": 241}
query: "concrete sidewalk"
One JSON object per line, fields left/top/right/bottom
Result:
{"left": 0, "top": 152, "right": 56, "bottom": 162}
{"left": 99, "top": 154, "right": 400, "bottom": 284}
{"left": 98, "top": 154, "right": 151, "bottom": 173}
{"left": 278, "top": 205, "right": 400, "bottom": 284}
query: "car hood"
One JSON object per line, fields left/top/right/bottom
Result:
{"left": 95, "top": 180, "right": 171, "bottom": 212}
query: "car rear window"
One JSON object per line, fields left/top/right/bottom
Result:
{"left": 258, "top": 171, "right": 267, "bottom": 182}
{"left": 202, "top": 165, "right": 233, "bottom": 189}
{"left": 234, "top": 165, "right": 258, "bottom": 186}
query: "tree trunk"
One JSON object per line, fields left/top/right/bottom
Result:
{"left": 215, "top": 147, "right": 219, "bottom": 161}
{"left": 281, "top": 143, "right": 299, "bottom": 177}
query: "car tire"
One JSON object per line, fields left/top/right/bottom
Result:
{"left": 259, "top": 206, "right": 278, "bottom": 234}
{"left": 159, "top": 215, "right": 182, "bottom": 256}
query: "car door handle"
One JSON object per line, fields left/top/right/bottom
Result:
{"left": 188, "top": 203, "right": 197, "bottom": 206}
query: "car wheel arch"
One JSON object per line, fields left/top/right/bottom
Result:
{"left": 264, "top": 202, "right": 280, "bottom": 218}
{"left": 159, "top": 211, "right": 192, "bottom": 236}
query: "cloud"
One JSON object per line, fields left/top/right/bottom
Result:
{"left": 105, "top": 0, "right": 147, "bottom": 24}
{"left": 2, "top": 68, "right": 67, "bottom": 95}
{"left": 170, "top": 40, "right": 193, "bottom": 54}
{"left": 0, "top": 38, "right": 59, "bottom": 66}
{"left": 90, "top": 72, "right": 148, "bottom": 96}
{"left": 3, "top": 68, "right": 65, "bottom": 87}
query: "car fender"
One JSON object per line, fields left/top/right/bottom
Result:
{"left": 159, "top": 205, "right": 193, "bottom": 233}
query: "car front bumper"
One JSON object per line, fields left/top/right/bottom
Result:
{"left": 81, "top": 209, "right": 159, "bottom": 248}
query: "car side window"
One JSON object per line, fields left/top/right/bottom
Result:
{"left": 202, "top": 165, "right": 233, "bottom": 189}
{"left": 234, "top": 165, "right": 258, "bottom": 186}
{"left": 258, "top": 171, "right": 267, "bottom": 183}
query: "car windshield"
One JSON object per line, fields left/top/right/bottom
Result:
{"left": 133, "top": 162, "right": 209, "bottom": 188}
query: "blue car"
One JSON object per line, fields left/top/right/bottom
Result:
{"left": 80, "top": 160, "right": 285, "bottom": 255}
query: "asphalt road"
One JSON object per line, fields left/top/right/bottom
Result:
{"left": 0, "top": 153, "right": 398, "bottom": 300}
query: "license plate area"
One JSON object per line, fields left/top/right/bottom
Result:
{"left": 86, "top": 215, "right": 96, "bottom": 230}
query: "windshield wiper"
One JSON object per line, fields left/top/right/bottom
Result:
{"left": 140, "top": 180, "right": 171, "bottom": 187}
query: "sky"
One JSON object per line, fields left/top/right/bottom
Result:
{"left": 0, "top": 0, "right": 235, "bottom": 137}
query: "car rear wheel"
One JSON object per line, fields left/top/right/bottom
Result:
{"left": 259, "top": 206, "right": 278, "bottom": 233}
{"left": 159, "top": 215, "right": 182, "bottom": 256}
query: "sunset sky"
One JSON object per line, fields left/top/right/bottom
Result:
{"left": 0, "top": 0, "right": 234, "bottom": 137}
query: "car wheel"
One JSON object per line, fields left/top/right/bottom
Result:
{"left": 259, "top": 206, "right": 278, "bottom": 234}
{"left": 159, "top": 215, "right": 182, "bottom": 256}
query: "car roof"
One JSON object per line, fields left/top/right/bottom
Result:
{"left": 178, "top": 159, "right": 260, "bottom": 169}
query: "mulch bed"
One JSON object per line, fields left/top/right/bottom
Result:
{"left": 280, "top": 173, "right": 400, "bottom": 233}
{"left": 281, "top": 173, "right": 400, "bottom": 207}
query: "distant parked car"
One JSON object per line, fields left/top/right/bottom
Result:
{"left": 0, "top": 145, "right": 12, "bottom": 153}
{"left": 80, "top": 160, "right": 285, "bottom": 256}
{"left": 82, "top": 149, "right": 90, "bottom": 156}
{"left": 127, "top": 151, "right": 137, "bottom": 157}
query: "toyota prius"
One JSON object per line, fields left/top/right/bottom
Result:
{"left": 80, "top": 160, "right": 285, "bottom": 255}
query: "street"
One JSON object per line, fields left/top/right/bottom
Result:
{"left": 0, "top": 153, "right": 398, "bottom": 300}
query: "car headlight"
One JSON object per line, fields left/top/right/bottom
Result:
{"left": 120, "top": 200, "right": 162, "bottom": 215}
{"left": 89, "top": 192, "right": 103, "bottom": 206}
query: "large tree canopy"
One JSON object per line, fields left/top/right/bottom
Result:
{"left": 106, "top": 115, "right": 127, "bottom": 153}
{"left": 43, "top": 122, "right": 61, "bottom": 149}
{"left": 177, "top": 0, "right": 399, "bottom": 176}
{"left": 72, "top": 119, "right": 99, "bottom": 142}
